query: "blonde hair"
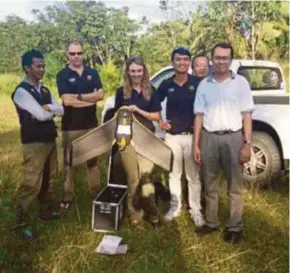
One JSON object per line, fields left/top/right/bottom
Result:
{"left": 66, "top": 40, "right": 83, "bottom": 51}
{"left": 123, "top": 56, "right": 152, "bottom": 101}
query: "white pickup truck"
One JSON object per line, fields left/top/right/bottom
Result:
{"left": 102, "top": 59, "right": 289, "bottom": 186}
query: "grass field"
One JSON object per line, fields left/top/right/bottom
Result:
{"left": 0, "top": 75, "right": 289, "bottom": 273}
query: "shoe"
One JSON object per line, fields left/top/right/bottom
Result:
{"left": 130, "top": 219, "right": 144, "bottom": 230}
{"left": 22, "top": 228, "right": 34, "bottom": 240}
{"left": 223, "top": 229, "right": 243, "bottom": 244}
{"left": 195, "top": 225, "right": 219, "bottom": 236}
{"left": 164, "top": 208, "right": 181, "bottom": 222}
{"left": 13, "top": 227, "right": 34, "bottom": 240}
{"left": 190, "top": 211, "right": 205, "bottom": 227}
{"left": 39, "top": 211, "right": 61, "bottom": 221}
{"left": 59, "top": 201, "right": 73, "bottom": 216}
{"left": 150, "top": 220, "right": 162, "bottom": 229}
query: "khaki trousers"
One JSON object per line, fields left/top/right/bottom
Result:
{"left": 14, "top": 141, "right": 57, "bottom": 228}
{"left": 62, "top": 130, "right": 101, "bottom": 202}
{"left": 119, "top": 144, "right": 158, "bottom": 223}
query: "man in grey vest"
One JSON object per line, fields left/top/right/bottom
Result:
{"left": 193, "top": 43, "right": 254, "bottom": 244}
{"left": 12, "top": 49, "right": 63, "bottom": 239}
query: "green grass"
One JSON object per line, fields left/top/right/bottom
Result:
{"left": 0, "top": 78, "right": 289, "bottom": 273}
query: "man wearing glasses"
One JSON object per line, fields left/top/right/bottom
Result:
{"left": 193, "top": 43, "right": 254, "bottom": 243}
{"left": 56, "top": 40, "right": 104, "bottom": 214}
{"left": 158, "top": 47, "right": 204, "bottom": 227}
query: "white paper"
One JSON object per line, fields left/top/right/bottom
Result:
{"left": 96, "top": 235, "right": 128, "bottom": 255}
{"left": 116, "top": 125, "right": 131, "bottom": 135}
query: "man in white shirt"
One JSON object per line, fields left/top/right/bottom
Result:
{"left": 193, "top": 43, "right": 254, "bottom": 244}
{"left": 12, "top": 49, "right": 63, "bottom": 239}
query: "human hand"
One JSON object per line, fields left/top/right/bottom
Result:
{"left": 159, "top": 120, "right": 171, "bottom": 130}
{"left": 42, "top": 104, "right": 51, "bottom": 112}
{"left": 194, "top": 145, "right": 202, "bottom": 165}
{"left": 128, "top": 105, "right": 140, "bottom": 113}
{"left": 240, "top": 144, "right": 251, "bottom": 163}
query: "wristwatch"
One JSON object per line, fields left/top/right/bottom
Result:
{"left": 77, "top": 93, "right": 83, "bottom": 101}
{"left": 244, "top": 138, "right": 251, "bottom": 145}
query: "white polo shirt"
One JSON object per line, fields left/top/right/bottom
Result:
{"left": 194, "top": 72, "right": 254, "bottom": 132}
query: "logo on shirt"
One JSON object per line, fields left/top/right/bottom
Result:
{"left": 87, "top": 75, "right": 92, "bottom": 81}
{"left": 189, "top": 85, "right": 196, "bottom": 93}
{"left": 68, "top": 78, "right": 76, "bottom": 83}
{"left": 42, "top": 87, "right": 49, "bottom": 93}
{"left": 168, "top": 88, "right": 175, "bottom": 93}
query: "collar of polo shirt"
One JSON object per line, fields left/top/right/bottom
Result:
{"left": 207, "top": 70, "right": 236, "bottom": 83}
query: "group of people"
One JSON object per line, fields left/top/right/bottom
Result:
{"left": 12, "top": 40, "right": 254, "bottom": 244}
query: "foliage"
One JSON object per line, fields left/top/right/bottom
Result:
{"left": 0, "top": 74, "right": 22, "bottom": 96}
{"left": 96, "top": 60, "right": 123, "bottom": 97}
{"left": 0, "top": 0, "right": 288, "bottom": 78}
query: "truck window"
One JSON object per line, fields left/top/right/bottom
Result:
{"left": 238, "top": 66, "right": 283, "bottom": 90}
{"left": 151, "top": 68, "right": 175, "bottom": 89}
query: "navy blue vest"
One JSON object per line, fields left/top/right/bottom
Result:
{"left": 11, "top": 81, "right": 57, "bottom": 144}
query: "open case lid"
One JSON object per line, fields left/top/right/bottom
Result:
{"left": 107, "top": 144, "right": 127, "bottom": 188}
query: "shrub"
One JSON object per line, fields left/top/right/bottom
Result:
{"left": 0, "top": 74, "right": 22, "bottom": 96}
{"left": 96, "top": 60, "right": 123, "bottom": 97}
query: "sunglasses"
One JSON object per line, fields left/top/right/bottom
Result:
{"left": 68, "top": 52, "right": 83, "bottom": 56}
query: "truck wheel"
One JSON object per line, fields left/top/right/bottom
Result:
{"left": 243, "top": 131, "right": 281, "bottom": 187}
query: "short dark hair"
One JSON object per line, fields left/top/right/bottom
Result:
{"left": 171, "top": 47, "right": 191, "bottom": 61}
{"left": 211, "top": 42, "right": 234, "bottom": 59}
{"left": 21, "top": 49, "right": 44, "bottom": 71}
{"left": 191, "top": 54, "right": 209, "bottom": 69}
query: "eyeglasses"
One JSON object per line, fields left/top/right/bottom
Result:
{"left": 213, "top": 56, "right": 231, "bottom": 63}
{"left": 68, "top": 52, "right": 83, "bottom": 56}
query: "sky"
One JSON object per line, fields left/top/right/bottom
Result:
{"left": 0, "top": 0, "right": 199, "bottom": 24}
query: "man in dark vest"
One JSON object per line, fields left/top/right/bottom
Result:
{"left": 12, "top": 49, "right": 63, "bottom": 238}
{"left": 56, "top": 40, "right": 104, "bottom": 213}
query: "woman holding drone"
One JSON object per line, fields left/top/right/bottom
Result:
{"left": 114, "top": 56, "right": 162, "bottom": 228}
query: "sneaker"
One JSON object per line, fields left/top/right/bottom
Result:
{"left": 190, "top": 211, "right": 205, "bottom": 227}
{"left": 59, "top": 201, "right": 73, "bottom": 216}
{"left": 150, "top": 220, "right": 162, "bottom": 229}
{"left": 164, "top": 208, "right": 181, "bottom": 221}
{"left": 223, "top": 229, "right": 243, "bottom": 244}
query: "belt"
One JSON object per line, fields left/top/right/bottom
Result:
{"left": 204, "top": 128, "right": 242, "bottom": 135}
{"left": 170, "top": 131, "right": 192, "bottom": 135}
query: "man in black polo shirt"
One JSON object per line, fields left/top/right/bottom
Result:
{"left": 56, "top": 40, "right": 104, "bottom": 212}
{"left": 158, "top": 47, "right": 204, "bottom": 226}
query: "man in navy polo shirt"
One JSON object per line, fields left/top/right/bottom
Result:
{"left": 157, "top": 47, "right": 204, "bottom": 226}
{"left": 56, "top": 40, "right": 104, "bottom": 213}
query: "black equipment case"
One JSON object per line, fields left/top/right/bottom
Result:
{"left": 92, "top": 146, "right": 127, "bottom": 232}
